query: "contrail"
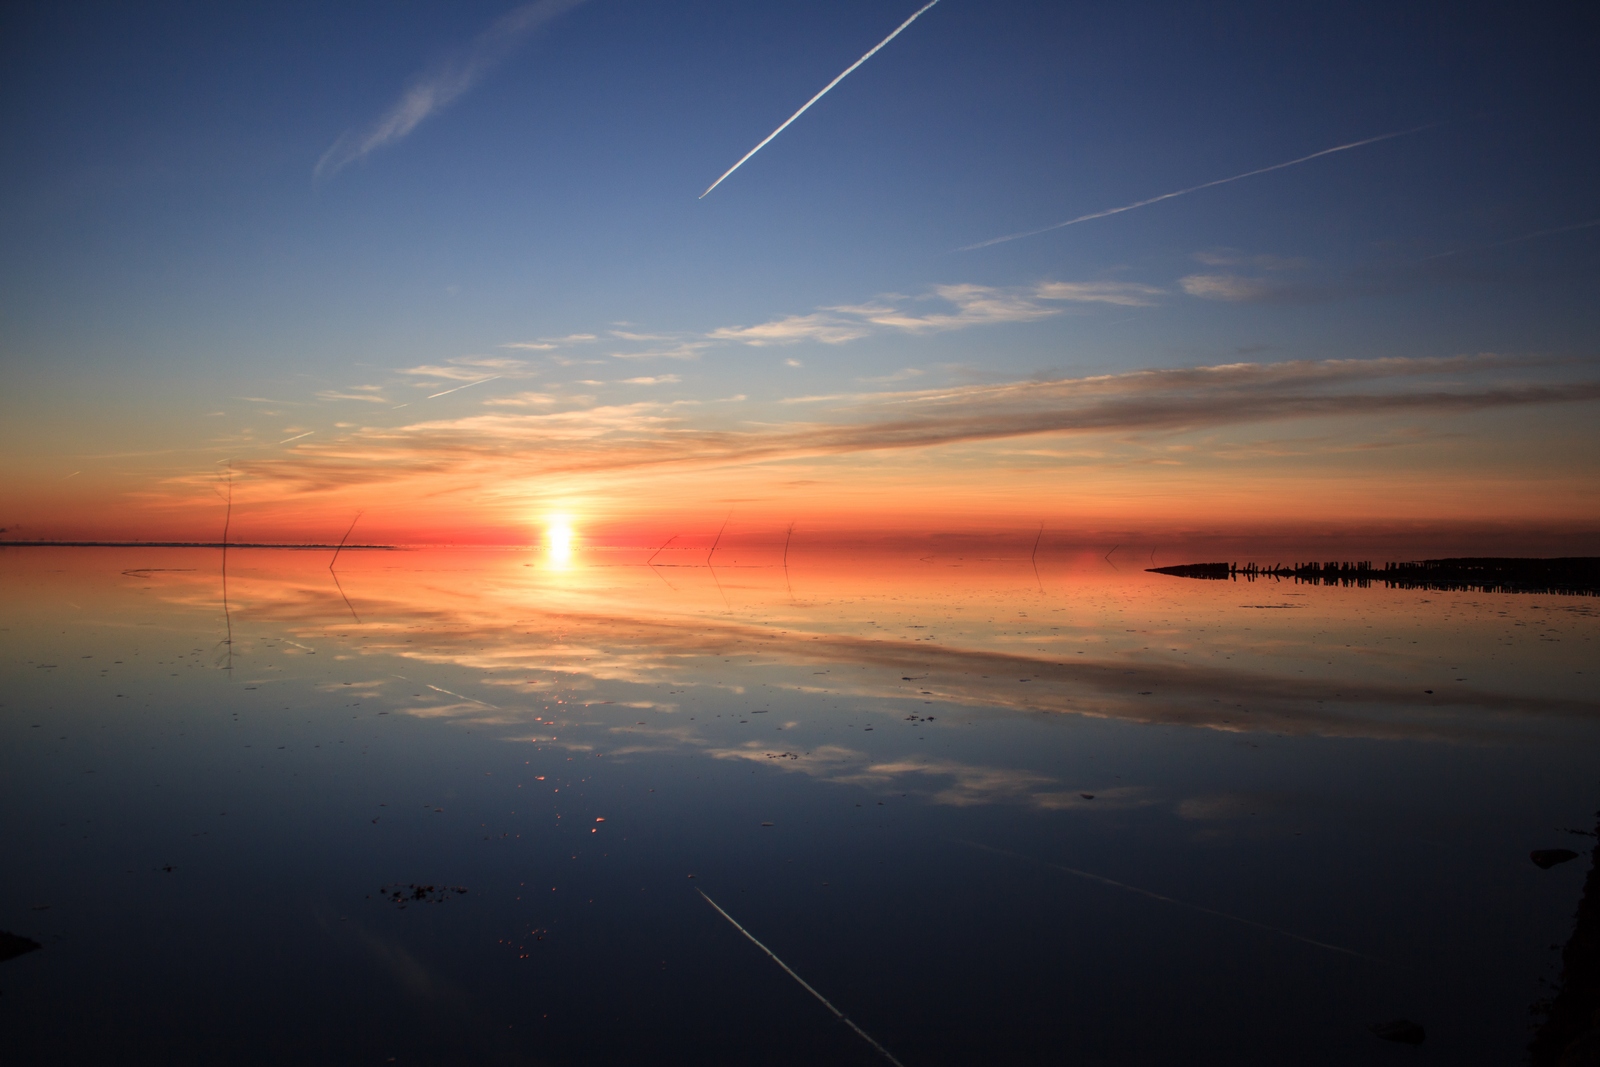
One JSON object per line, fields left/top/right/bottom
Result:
{"left": 1424, "top": 216, "right": 1600, "bottom": 260}
{"left": 699, "top": 0, "right": 941, "bottom": 199}
{"left": 315, "top": 0, "right": 589, "bottom": 181}
{"left": 279, "top": 431, "right": 315, "bottom": 444}
{"left": 954, "top": 840, "right": 1388, "bottom": 964}
{"left": 426, "top": 374, "right": 500, "bottom": 399}
{"left": 960, "top": 123, "right": 1436, "bottom": 251}
{"left": 697, "top": 889, "right": 907, "bottom": 1066}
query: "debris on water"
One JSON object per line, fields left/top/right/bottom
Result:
{"left": 1369, "top": 1019, "right": 1426, "bottom": 1044}
{"left": 1080, "top": 793, "right": 1095, "bottom": 800}
{"left": 379, "top": 883, "right": 468, "bottom": 907}
{"left": 1531, "top": 849, "right": 1581, "bottom": 869}
{"left": 761, "top": 821, "right": 774, "bottom": 827}
{"left": 0, "top": 932, "right": 42, "bottom": 963}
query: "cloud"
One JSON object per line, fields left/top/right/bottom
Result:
{"left": 316, "top": 389, "right": 390, "bottom": 404}
{"left": 223, "top": 353, "right": 1599, "bottom": 494}
{"left": 314, "top": 0, "right": 588, "bottom": 180}
{"left": 499, "top": 342, "right": 557, "bottom": 351}
{"left": 1180, "top": 273, "right": 1285, "bottom": 302}
{"left": 608, "top": 341, "right": 710, "bottom": 361}
{"left": 618, "top": 375, "right": 681, "bottom": 386}
{"left": 482, "top": 391, "right": 559, "bottom": 407}
{"left": 709, "top": 313, "right": 874, "bottom": 346}
{"left": 397, "top": 357, "right": 528, "bottom": 381}
{"left": 711, "top": 280, "right": 1161, "bottom": 346}
{"left": 1033, "top": 281, "right": 1165, "bottom": 305}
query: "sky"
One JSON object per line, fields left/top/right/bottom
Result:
{"left": 2, "top": 0, "right": 1598, "bottom": 547}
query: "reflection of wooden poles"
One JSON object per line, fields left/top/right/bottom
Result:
{"left": 1528, "top": 810, "right": 1600, "bottom": 1065}
{"left": 697, "top": 889, "right": 906, "bottom": 1067}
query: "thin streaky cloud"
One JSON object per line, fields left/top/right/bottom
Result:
{"left": 279, "top": 431, "right": 315, "bottom": 444}
{"left": 426, "top": 375, "right": 501, "bottom": 400}
{"left": 960, "top": 124, "right": 1436, "bottom": 252}
{"left": 1424, "top": 217, "right": 1600, "bottom": 260}
{"left": 315, "top": 0, "right": 588, "bottom": 181}
{"left": 227, "top": 355, "right": 1600, "bottom": 493}
{"left": 699, "top": 0, "right": 941, "bottom": 199}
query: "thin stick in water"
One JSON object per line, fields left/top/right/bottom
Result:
{"left": 696, "top": 889, "right": 906, "bottom": 1067}
{"left": 330, "top": 510, "right": 364, "bottom": 571}
{"left": 707, "top": 513, "right": 731, "bottom": 566}
{"left": 646, "top": 533, "right": 678, "bottom": 566}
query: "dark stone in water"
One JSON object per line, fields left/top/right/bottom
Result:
{"left": 1533, "top": 849, "right": 1581, "bottom": 869}
{"left": 1369, "top": 1019, "right": 1425, "bottom": 1044}
{"left": 0, "top": 932, "right": 42, "bottom": 963}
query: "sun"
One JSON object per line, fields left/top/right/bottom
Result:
{"left": 545, "top": 514, "right": 574, "bottom": 568}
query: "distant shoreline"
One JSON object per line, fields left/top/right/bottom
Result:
{"left": 1150, "top": 556, "right": 1600, "bottom": 596}
{"left": 0, "top": 541, "right": 396, "bottom": 550}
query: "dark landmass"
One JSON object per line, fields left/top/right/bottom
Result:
{"left": 1529, "top": 814, "right": 1600, "bottom": 1066}
{"left": 0, "top": 931, "right": 41, "bottom": 963}
{"left": 0, "top": 541, "right": 394, "bottom": 550}
{"left": 1149, "top": 557, "right": 1600, "bottom": 596}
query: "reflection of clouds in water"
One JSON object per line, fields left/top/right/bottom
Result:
{"left": 707, "top": 743, "right": 1148, "bottom": 810}
{"left": 151, "top": 556, "right": 1599, "bottom": 746}
{"left": 315, "top": 678, "right": 389, "bottom": 692}
{"left": 356, "top": 609, "right": 1590, "bottom": 744}
{"left": 1176, "top": 792, "right": 1300, "bottom": 820}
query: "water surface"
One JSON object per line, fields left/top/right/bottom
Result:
{"left": 3, "top": 545, "right": 1596, "bottom": 1064}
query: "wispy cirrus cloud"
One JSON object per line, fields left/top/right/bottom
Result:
{"left": 314, "top": 0, "right": 588, "bottom": 181}
{"left": 220, "top": 354, "right": 1599, "bottom": 494}
{"left": 396, "top": 356, "right": 529, "bottom": 381}
{"left": 316, "top": 388, "right": 391, "bottom": 404}
{"left": 709, "top": 280, "right": 1163, "bottom": 347}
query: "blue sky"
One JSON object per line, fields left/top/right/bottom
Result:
{"left": 2, "top": 1, "right": 1597, "bottom": 538}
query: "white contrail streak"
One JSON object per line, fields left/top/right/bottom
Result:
{"left": 960, "top": 123, "right": 1436, "bottom": 251}
{"left": 697, "top": 889, "right": 907, "bottom": 1066}
{"left": 955, "top": 840, "right": 1388, "bottom": 964}
{"left": 279, "top": 431, "right": 316, "bottom": 444}
{"left": 1424, "top": 217, "right": 1600, "bottom": 260}
{"left": 699, "top": 0, "right": 941, "bottom": 199}
{"left": 426, "top": 374, "right": 501, "bottom": 399}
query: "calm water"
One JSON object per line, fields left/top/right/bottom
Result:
{"left": 3, "top": 545, "right": 1597, "bottom": 1065}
